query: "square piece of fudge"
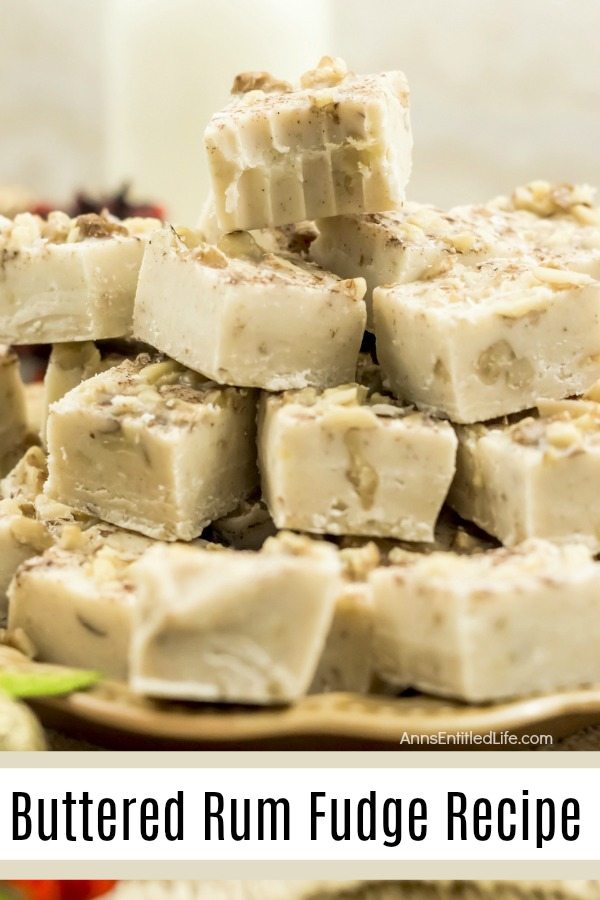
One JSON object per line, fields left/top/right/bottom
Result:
{"left": 129, "top": 533, "right": 342, "bottom": 704}
{"left": 0, "top": 211, "right": 160, "bottom": 344}
{"left": 311, "top": 184, "right": 600, "bottom": 331}
{"left": 370, "top": 540, "right": 600, "bottom": 702}
{"left": 450, "top": 404, "right": 600, "bottom": 549}
{"left": 258, "top": 384, "right": 457, "bottom": 541}
{"left": 204, "top": 57, "right": 412, "bottom": 232}
{"left": 479, "top": 180, "right": 600, "bottom": 278}
{"left": 0, "top": 345, "right": 27, "bottom": 475}
{"left": 8, "top": 523, "right": 154, "bottom": 680}
{"left": 310, "top": 202, "right": 526, "bottom": 329}
{"left": 45, "top": 354, "right": 258, "bottom": 540}
{"left": 374, "top": 258, "right": 600, "bottom": 423}
{"left": 133, "top": 227, "right": 366, "bottom": 390}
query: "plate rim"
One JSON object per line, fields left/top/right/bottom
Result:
{"left": 29, "top": 683, "right": 600, "bottom": 747}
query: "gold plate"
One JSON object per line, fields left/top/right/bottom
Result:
{"left": 29, "top": 681, "right": 600, "bottom": 749}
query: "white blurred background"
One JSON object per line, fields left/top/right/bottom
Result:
{"left": 1, "top": 0, "right": 599, "bottom": 222}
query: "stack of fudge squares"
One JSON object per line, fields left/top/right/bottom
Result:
{"left": 2, "top": 55, "right": 600, "bottom": 708}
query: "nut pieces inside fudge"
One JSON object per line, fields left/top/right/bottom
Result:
{"left": 371, "top": 539, "right": 600, "bottom": 702}
{"left": 133, "top": 226, "right": 367, "bottom": 390}
{"left": 0, "top": 211, "right": 161, "bottom": 344}
{"left": 258, "top": 383, "right": 457, "bottom": 541}
{"left": 493, "top": 180, "right": 600, "bottom": 224}
{"left": 8, "top": 523, "right": 155, "bottom": 680}
{"left": 204, "top": 56, "right": 412, "bottom": 231}
{"left": 449, "top": 402, "right": 600, "bottom": 549}
{"left": 45, "top": 354, "right": 258, "bottom": 541}
{"left": 374, "top": 257, "right": 600, "bottom": 423}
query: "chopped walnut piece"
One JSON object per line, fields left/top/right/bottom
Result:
{"left": 192, "top": 243, "right": 228, "bottom": 268}
{"left": 339, "top": 541, "right": 381, "bottom": 581}
{"left": 533, "top": 265, "right": 594, "bottom": 288}
{"left": 545, "top": 419, "right": 582, "bottom": 450}
{"left": 71, "top": 213, "right": 128, "bottom": 240}
{"left": 300, "top": 56, "right": 349, "bottom": 89}
{"left": 218, "top": 231, "right": 264, "bottom": 262}
{"left": 512, "top": 180, "right": 597, "bottom": 218}
{"left": 231, "top": 71, "right": 292, "bottom": 94}
{"left": 511, "top": 418, "right": 546, "bottom": 446}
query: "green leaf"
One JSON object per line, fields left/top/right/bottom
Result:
{"left": 0, "top": 667, "right": 101, "bottom": 698}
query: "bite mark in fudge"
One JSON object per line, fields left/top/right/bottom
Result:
{"left": 204, "top": 56, "right": 412, "bottom": 231}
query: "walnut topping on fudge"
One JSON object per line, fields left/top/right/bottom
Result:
{"left": 0, "top": 210, "right": 161, "bottom": 252}
{"left": 503, "top": 180, "right": 600, "bottom": 223}
{"left": 232, "top": 71, "right": 293, "bottom": 94}
{"left": 133, "top": 225, "right": 366, "bottom": 391}
{"left": 300, "top": 55, "right": 350, "bottom": 89}
{"left": 204, "top": 58, "right": 412, "bottom": 231}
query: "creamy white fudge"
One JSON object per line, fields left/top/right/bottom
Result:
{"left": 374, "top": 258, "right": 600, "bottom": 423}
{"left": 8, "top": 523, "right": 154, "bottom": 679}
{"left": 311, "top": 515, "right": 496, "bottom": 693}
{"left": 41, "top": 339, "right": 147, "bottom": 444}
{"left": 134, "top": 227, "right": 366, "bottom": 390}
{"left": 0, "top": 345, "right": 27, "bottom": 475}
{"left": 491, "top": 180, "right": 600, "bottom": 237}
{"left": 129, "top": 533, "right": 341, "bottom": 704}
{"left": 198, "top": 189, "right": 319, "bottom": 257}
{"left": 0, "top": 447, "right": 94, "bottom": 619}
{"left": 204, "top": 56, "right": 412, "bottom": 232}
{"left": 450, "top": 404, "right": 600, "bottom": 549}
{"left": 311, "top": 184, "right": 600, "bottom": 329}
{"left": 481, "top": 181, "right": 600, "bottom": 279}
{"left": 371, "top": 540, "right": 600, "bottom": 702}
{"left": 0, "top": 211, "right": 161, "bottom": 344}
{"left": 310, "top": 202, "right": 525, "bottom": 329}
{"left": 258, "top": 384, "right": 457, "bottom": 540}
{"left": 45, "top": 355, "right": 258, "bottom": 540}
{"left": 310, "top": 542, "right": 378, "bottom": 695}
